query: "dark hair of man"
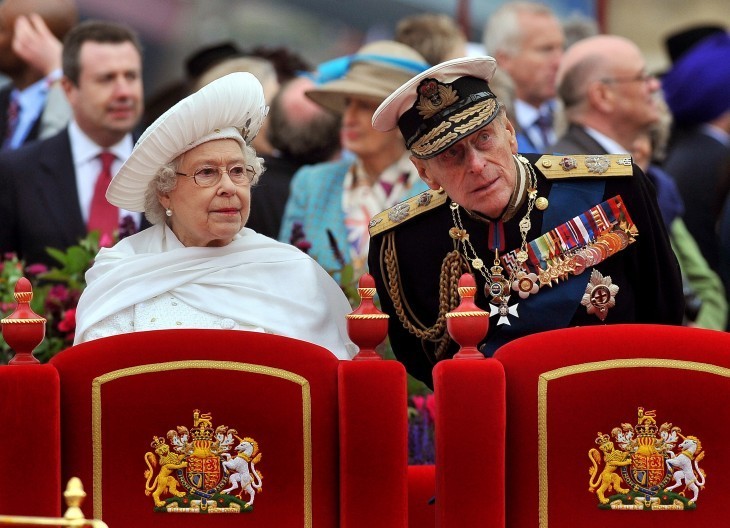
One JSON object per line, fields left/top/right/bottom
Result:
{"left": 62, "top": 20, "right": 143, "bottom": 85}
{"left": 267, "top": 80, "right": 341, "bottom": 165}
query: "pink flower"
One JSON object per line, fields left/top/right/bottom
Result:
{"left": 99, "top": 233, "right": 114, "bottom": 248}
{"left": 25, "top": 263, "right": 48, "bottom": 275}
{"left": 411, "top": 395, "right": 425, "bottom": 412}
{"left": 425, "top": 394, "right": 436, "bottom": 423}
{"left": 45, "top": 285, "right": 70, "bottom": 310}
{"left": 57, "top": 308, "right": 76, "bottom": 334}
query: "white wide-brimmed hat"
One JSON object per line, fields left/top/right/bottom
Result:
{"left": 107, "top": 71, "right": 268, "bottom": 211}
{"left": 372, "top": 56, "right": 498, "bottom": 159}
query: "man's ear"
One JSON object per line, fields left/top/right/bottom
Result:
{"left": 587, "top": 80, "right": 613, "bottom": 114}
{"left": 410, "top": 155, "right": 441, "bottom": 190}
{"left": 504, "top": 118, "right": 518, "bottom": 154}
{"left": 60, "top": 77, "right": 75, "bottom": 101}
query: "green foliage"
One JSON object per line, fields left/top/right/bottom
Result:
{"left": 0, "top": 233, "right": 102, "bottom": 364}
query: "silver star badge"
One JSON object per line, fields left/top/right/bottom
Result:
{"left": 580, "top": 269, "right": 619, "bottom": 321}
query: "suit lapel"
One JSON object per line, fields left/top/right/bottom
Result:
{"left": 36, "top": 130, "right": 87, "bottom": 240}
{"left": 0, "top": 86, "right": 11, "bottom": 140}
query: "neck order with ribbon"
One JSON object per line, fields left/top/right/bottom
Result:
{"left": 449, "top": 154, "right": 538, "bottom": 324}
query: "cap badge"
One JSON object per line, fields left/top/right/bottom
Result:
{"left": 416, "top": 79, "right": 459, "bottom": 119}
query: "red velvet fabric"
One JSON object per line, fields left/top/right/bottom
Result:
{"left": 338, "top": 360, "right": 408, "bottom": 528}
{"left": 494, "top": 324, "right": 730, "bottom": 528}
{"left": 0, "top": 364, "right": 60, "bottom": 516}
{"left": 433, "top": 358, "right": 506, "bottom": 527}
{"left": 50, "top": 330, "right": 342, "bottom": 527}
{"left": 407, "top": 465, "right": 435, "bottom": 528}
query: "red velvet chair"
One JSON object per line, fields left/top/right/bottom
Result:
{"left": 493, "top": 324, "right": 730, "bottom": 528}
{"left": 49, "top": 329, "right": 408, "bottom": 528}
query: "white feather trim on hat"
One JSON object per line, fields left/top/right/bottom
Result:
{"left": 107, "top": 71, "right": 268, "bottom": 212}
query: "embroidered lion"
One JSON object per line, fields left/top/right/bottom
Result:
{"left": 588, "top": 434, "right": 632, "bottom": 504}
{"left": 144, "top": 439, "right": 188, "bottom": 507}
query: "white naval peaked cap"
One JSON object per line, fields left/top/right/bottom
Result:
{"left": 107, "top": 71, "right": 268, "bottom": 211}
{"left": 372, "top": 56, "right": 498, "bottom": 159}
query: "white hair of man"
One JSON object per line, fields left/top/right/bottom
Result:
{"left": 483, "top": 1, "right": 556, "bottom": 56}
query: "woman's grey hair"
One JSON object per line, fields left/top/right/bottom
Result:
{"left": 143, "top": 142, "right": 264, "bottom": 225}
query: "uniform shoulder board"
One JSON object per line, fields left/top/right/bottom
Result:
{"left": 536, "top": 154, "right": 634, "bottom": 179}
{"left": 368, "top": 189, "right": 448, "bottom": 237}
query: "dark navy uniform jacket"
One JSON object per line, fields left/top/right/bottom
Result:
{"left": 368, "top": 153, "right": 684, "bottom": 388}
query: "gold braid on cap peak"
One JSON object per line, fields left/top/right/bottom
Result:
{"left": 380, "top": 231, "right": 470, "bottom": 361}
{"left": 410, "top": 98, "right": 497, "bottom": 158}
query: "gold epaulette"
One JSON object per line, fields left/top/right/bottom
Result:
{"left": 368, "top": 189, "right": 448, "bottom": 237}
{"left": 536, "top": 154, "right": 634, "bottom": 179}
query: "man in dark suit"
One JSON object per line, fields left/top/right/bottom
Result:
{"left": 0, "top": 20, "right": 145, "bottom": 267}
{"left": 552, "top": 34, "right": 727, "bottom": 330}
{"left": 551, "top": 34, "right": 662, "bottom": 157}
{"left": 247, "top": 75, "right": 341, "bottom": 238}
{"left": 0, "top": 0, "right": 77, "bottom": 150}
{"left": 483, "top": 2, "right": 564, "bottom": 153}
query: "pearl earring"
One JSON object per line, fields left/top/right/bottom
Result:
{"left": 166, "top": 208, "right": 173, "bottom": 217}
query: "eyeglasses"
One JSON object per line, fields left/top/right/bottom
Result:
{"left": 601, "top": 71, "right": 656, "bottom": 85}
{"left": 175, "top": 164, "right": 256, "bottom": 187}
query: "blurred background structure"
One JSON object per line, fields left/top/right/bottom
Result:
{"left": 4, "top": 0, "right": 724, "bottom": 102}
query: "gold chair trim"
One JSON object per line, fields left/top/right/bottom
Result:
{"left": 92, "top": 360, "right": 312, "bottom": 526}
{"left": 537, "top": 358, "right": 730, "bottom": 527}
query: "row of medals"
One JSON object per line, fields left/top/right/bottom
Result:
{"left": 486, "top": 224, "right": 633, "bottom": 320}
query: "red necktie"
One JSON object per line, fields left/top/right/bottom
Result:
{"left": 87, "top": 151, "right": 119, "bottom": 239}
{"left": 2, "top": 95, "right": 20, "bottom": 149}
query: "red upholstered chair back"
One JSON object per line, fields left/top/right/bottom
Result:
{"left": 0, "top": 365, "right": 61, "bottom": 517}
{"left": 50, "top": 329, "right": 343, "bottom": 528}
{"left": 493, "top": 324, "right": 730, "bottom": 528}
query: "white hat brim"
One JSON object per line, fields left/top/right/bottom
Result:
{"left": 107, "top": 71, "right": 268, "bottom": 211}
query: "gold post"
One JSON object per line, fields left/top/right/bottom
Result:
{"left": 0, "top": 478, "right": 108, "bottom": 527}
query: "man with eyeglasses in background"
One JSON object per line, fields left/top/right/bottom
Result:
{"left": 550, "top": 34, "right": 722, "bottom": 328}
{"left": 551, "top": 34, "right": 660, "bottom": 156}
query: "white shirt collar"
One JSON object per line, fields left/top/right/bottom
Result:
{"left": 67, "top": 120, "right": 134, "bottom": 165}
{"left": 583, "top": 126, "right": 629, "bottom": 154}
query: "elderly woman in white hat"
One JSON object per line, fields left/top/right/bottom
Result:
{"left": 72, "top": 72, "right": 355, "bottom": 359}
{"left": 278, "top": 41, "right": 431, "bottom": 277}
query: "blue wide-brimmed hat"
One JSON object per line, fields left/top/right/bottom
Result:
{"left": 662, "top": 32, "right": 730, "bottom": 126}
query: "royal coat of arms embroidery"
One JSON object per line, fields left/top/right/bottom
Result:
{"left": 588, "top": 407, "right": 706, "bottom": 510}
{"left": 143, "top": 409, "right": 263, "bottom": 513}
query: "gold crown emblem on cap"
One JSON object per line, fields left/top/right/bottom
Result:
{"left": 416, "top": 79, "right": 459, "bottom": 119}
